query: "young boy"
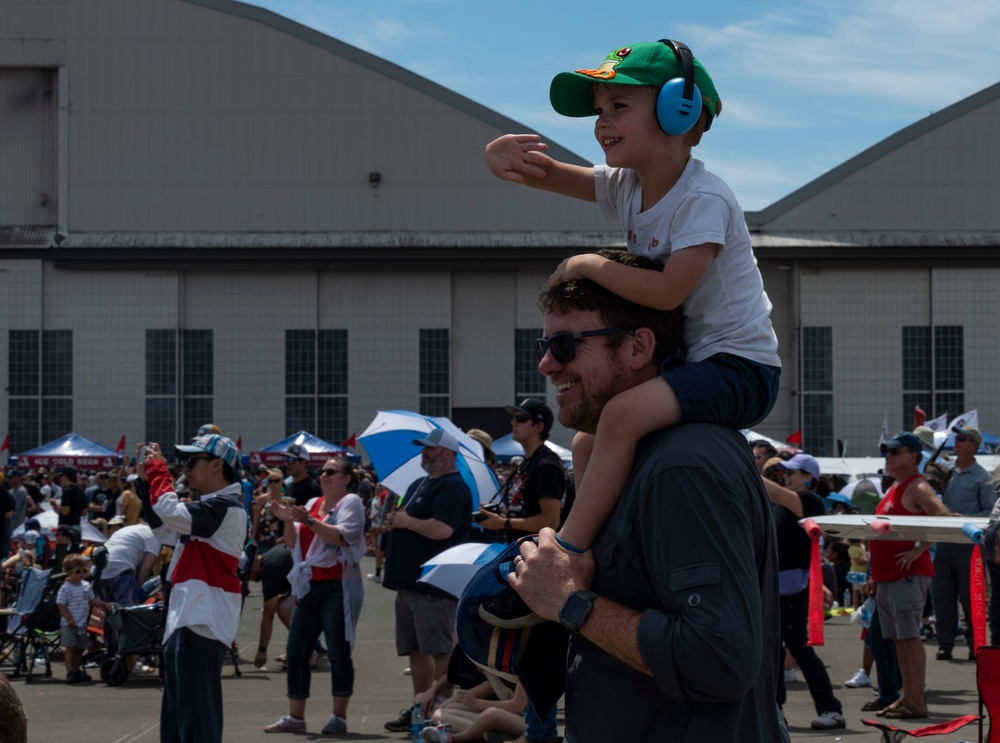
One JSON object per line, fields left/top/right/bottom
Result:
{"left": 56, "top": 553, "right": 108, "bottom": 683}
{"left": 481, "top": 40, "right": 781, "bottom": 626}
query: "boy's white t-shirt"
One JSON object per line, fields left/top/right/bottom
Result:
{"left": 56, "top": 580, "right": 95, "bottom": 627}
{"left": 595, "top": 158, "right": 780, "bottom": 367}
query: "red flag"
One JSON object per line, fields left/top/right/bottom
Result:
{"left": 1, "top": 434, "right": 8, "bottom": 451}
{"left": 786, "top": 431, "right": 802, "bottom": 445}
{"left": 341, "top": 433, "right": 357, "bottom": 448}
{"left": 236, "top": 436, "right": 242, "bottom": 450}
{"left": 116, "top": 435, "right": 126, "bottom": 455}
{"left": 913, "top": 405, "right": 926, "bottom": 430}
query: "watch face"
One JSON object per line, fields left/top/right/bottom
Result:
{"left": 560, "top": 590, "right": 595, "bottom": 633}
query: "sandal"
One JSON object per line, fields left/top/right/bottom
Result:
{"left": 880, "top": 703, "right": 928, "bottom": 719}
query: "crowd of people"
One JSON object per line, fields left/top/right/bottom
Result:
{"left": 753, "top": 426, "right": 1000, "bottom": 725}
{"left": 6, "top": 35, "right": 1000, "bottom": 743}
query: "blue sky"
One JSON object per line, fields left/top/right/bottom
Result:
{"left": 243, "top": 0, "right": 1000, "bottom": 212}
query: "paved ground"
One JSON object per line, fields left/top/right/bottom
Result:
{"left": 6, "top": 555, "right": 988, "bottom": 741}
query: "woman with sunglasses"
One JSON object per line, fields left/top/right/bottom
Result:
{"left": 264, "top": 458, "right": 366, "bottom": 735}
{"left": 252, "top": 468, "right": 292, "bottom": 555}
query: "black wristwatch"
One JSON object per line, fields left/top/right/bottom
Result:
{"left": 559, "top": 589, "right": 597, "bottom": 636}
{"left": 306, "top": 516, "right": 316, "bottom": 527}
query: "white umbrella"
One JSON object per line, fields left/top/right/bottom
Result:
{"left": 359, "top": 410, "right": 501, "bottom": 509}
{"left": 15, "top": 506, "right": 108, "bottom": 544}
{"left": 418, "top": 541, "right": 505, "bottom": 599}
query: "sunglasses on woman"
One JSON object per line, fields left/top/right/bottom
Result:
{"left": 321, "top": 468, "right": 350, "bottom": 477}
{"left": 534, "top": 327, "right": 631, "bottom": 364}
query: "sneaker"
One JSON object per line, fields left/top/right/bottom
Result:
{"left": 844, "top": 668, "right": 872, "bottom": 687}
{"left": 385, "top": 709, "right": 413, "bottom": 733}
{"left": 367, "top": 573, "right": 382, "bottom": 583}
{"left": 478, "top": 585, "right": 546, "bottom": 629}
{"left": 78, "top": 671, "right": 92, "bottom": 683}
{"left": 66, "top": 671, "right": 82, "bottom": 684}
{"left": 936, "top": 647, "right": 953, "bottom": 661}
{"left": 783, "top": 668, "right": 798, "bottom": 683}
{"left": 321, "top": 715, "right": 347, "bottom": 734}
{"left": 811, "top": 711, "right": 846, "bottom": 730}
{"left": 263, "top": 716, "right": 306, "bottom": 733}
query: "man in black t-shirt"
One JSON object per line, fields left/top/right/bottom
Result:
{"left": 56, "top": 467, "right": 87, "bottom": 526}
{"left": 281, "top": 444, "right": 322, "bottom": 507}
{"left": 478, "top": 398, "right": 564, "bottom": 543}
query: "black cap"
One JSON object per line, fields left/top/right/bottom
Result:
{"left": 283, "top": 443, "right": 308, "bottom": 462}
{"left": 58, "top": 465, "right": 78, "bottom": 479}
{"left": 504, "top": 397, "right": 554, "bottom": 435}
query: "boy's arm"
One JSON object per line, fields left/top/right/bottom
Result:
{"left": 549, "top": 243, "right": 716, "bottom": 310}
{"left": 486, "top": 134, "right": 596, "bottom": 202}
{"left": 57, "top": 602, "right": 75, "bottom": 626}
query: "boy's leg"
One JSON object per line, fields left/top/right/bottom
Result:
{"left": 558, "top": 376, "right": 680, "bottom": 550}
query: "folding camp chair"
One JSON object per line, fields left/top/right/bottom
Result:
{"left": 861, "top": 645, "right": 1000, "bottom": 743}
{"left": 0, "top": 567, "right": 59, "bottom": 681}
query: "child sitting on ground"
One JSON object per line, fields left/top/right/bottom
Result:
{"left": 56, "top": 553, "right": 108, "bottom": 683}
{"left": 480, "top": 39, "right": 781, "bottom": 627}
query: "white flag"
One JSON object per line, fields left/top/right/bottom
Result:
{"left": 878, "top": 412, "right": 890, "bottom": 447}
{"left": 947, "top": 409, "right": 979, "bottom": 432}
{"left": 924, "top": 413, "right": 949, "bottom": 432}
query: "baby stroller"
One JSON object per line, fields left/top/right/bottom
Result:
{"left": 0, "top": 567, "right": 64, "bottom": 682}
{"left": 99, "top": 602, "right": 164, "bottom": 686}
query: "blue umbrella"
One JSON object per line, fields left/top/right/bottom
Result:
{"left": 418, "top": 541, "right": 505, "bottom": 599}
{"left": 359, "top": 410, "right": 501, "bottom": 509}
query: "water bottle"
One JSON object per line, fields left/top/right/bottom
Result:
{"left": 843, "top": 589, "right": 851, "bottom": 610}
{"left": 410, "top": 703, "right": 424, "bottom": 742}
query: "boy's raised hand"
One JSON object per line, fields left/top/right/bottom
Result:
{"left": 486, "top": 133, "right": 551, "bottom": 183}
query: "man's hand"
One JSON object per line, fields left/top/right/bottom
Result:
{"left": 386, "top": 510, "right": 412, "bottom": 531}
{"left": 476, "top": 505, "right": 505, "bottom": 531}
{"left": 485, "top": 134, "right": 551, "bottom": 184}
{"left": 138, "top": 442, "right": 165, "bottom": 476}
{"left": 507, "top": 528, "right": 595, "bottom": 622}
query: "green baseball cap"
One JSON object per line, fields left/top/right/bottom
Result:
{"left": 549, "top": 42, "right": 721, "bottom": 127}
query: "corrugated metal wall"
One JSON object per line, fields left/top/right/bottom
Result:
{"left": 0, "top": 67, "right": 57, "bottom": 226}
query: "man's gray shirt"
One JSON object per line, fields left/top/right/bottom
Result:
{"left": 943, "top": 461, "right": 997, "bottom": 517}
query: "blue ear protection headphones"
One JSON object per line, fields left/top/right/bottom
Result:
{"left": 655, "top": 39, "right": 702, "bottom": 136}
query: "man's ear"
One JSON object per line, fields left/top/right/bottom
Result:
{"left": 626, "top": 327, "right": 657, "bottom": 370}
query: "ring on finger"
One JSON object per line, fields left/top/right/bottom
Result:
{"left": 512, "top": 556, "right": 523, "bottom": 568}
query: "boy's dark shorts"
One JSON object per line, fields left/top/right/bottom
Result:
{"left": 662, "top": 351, "right": 780, "bottom": 430}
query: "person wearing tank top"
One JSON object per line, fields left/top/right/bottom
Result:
{"left": 868, "top": 432, "right": 951, "bottom": 720}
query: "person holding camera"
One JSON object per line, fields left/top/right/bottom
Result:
{"left": 138, "top": 435, "right": 248, "bottom": 743}
{"left": 476, "top": 398, "right": 565, "bottom": 545}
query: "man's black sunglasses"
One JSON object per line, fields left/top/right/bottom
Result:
{"left": 534, "top": 327, "right": 631, "bottom": 364}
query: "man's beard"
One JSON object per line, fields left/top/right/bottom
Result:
{"left": 557, "top": 364, "right": 631, "bottom": 434}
